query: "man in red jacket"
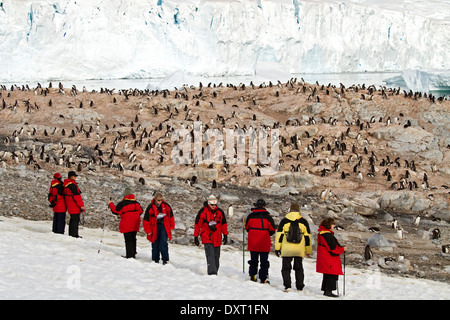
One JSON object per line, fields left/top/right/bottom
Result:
{"left": 109, "top": 187, "right": 143, "bottom": 259}
{"left": 48, "top": 172, "right": 66, "bottom": 234}
{"left": 63, "top": 171, "right": 85, "bottom": 238}
{"left": 194, "top": 195, "right": 228, "bottom": 275}
{"left": 143, "top": 193, "right": 175, "bottom": 264}
{"left": 245, "top": 199, "right": 276, "bottom": 284}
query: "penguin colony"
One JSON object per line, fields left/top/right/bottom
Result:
{"left": 0, "top": 80, "right": 448, "bottom": 195}
{"left": 0, "top": 79, "right": 449, "bottom": 281}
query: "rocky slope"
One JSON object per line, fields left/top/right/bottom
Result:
{"left": 0, "top": 79, "right": 449, "bottom": 282}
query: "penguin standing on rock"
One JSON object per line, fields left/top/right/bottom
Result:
{"left": 364, "top": 245, "right": 373, "bottom": 261}
{"left": 396, "top": 226, "right": 404, "bottom": 240}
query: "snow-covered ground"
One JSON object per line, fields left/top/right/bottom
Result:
{"left": 0, "top": 216, "right": 448, "bottom": 301}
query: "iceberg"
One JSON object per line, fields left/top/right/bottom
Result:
{"left": 0, "top": 0, "right": 449, "bottom": 92}
{"left": 384, "top": 70, "right": 450, "bottom": 95}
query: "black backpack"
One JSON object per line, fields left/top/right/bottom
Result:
{"left": 286, "top": 220, "right": 302, "bottom": 243}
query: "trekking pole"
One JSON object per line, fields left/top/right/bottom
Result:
{"left": 98, "top": 199, "right": 110, "bottom": 253}
{"left": 242, "top": 215, "right": 245, "bottom": 273}
{"left": 343, "top": 251, "right": 346, "bottom": 295}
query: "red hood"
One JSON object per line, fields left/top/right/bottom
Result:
{"left": 318, "top": 225, "right": 333, "bottom": 234}
{"left": 123, "top": 194, "right": 136, "bottom": 201}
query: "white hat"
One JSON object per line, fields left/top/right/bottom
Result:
{"left": 207, "top": 195, "right": 218, "bottom": 205}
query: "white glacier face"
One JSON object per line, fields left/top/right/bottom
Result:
{"left": 0, "top": 0, "right": 449, "bottom": 90}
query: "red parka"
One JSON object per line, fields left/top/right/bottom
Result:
{"left": 63, "top": 179, "right": 84, "bottom": 215}
{"left": 194, "top": 202, "right": 228, "bottom": 247}
{"left": 48, "top": 179, "right": 66, "bottom": 213}
{"left": 316, "top": 226, "right": 345, "bottom": 275}
{"left": 245, "top": 208, "right": 276, "bottom": 252}
{"left": 109, "top": 195, "right": 143, "bottom": 233}
{"left": 143, "top": 200, "right": 175, "bottom": 242}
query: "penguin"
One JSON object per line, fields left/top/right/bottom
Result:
{"left": 212, "top": 179, "right": 217, "bottom": 188}
{"left": 432, "top": 228, "right": 441, "bottom": 240}
{"left": 369, "top": 227, "right": 380, "bottom": 232}
{"left": 228, "top": 205, "right": 234, "bottom": 218}
{"left": 138, "top": 177, "right": 145, "bottom": 185}
{"left": 364, "top": 245, "right": 373, "bottom": 261}
{"left": 442, "top": 245, "right": 450, "bottom": 254}
{"left": 357, "top": 171, "right": 363, "bottom": 182}
{"left": 413, "top": 215, "right": 420, "bottom": 226}
{"left": 391, "top": 219, "right": 398, "bottom": 229}
{"left": 396, "top": 227, "right": 404, "bottom": 240}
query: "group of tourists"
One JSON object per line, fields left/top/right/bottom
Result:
{"left": 245, "top": 199, "right": 346, "bottom": 297}
{"left": 48, "top": 172, "right": 346, "bottom": 297}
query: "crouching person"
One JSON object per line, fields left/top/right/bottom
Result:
{"left": 109, "top": 187, "right": 143, "bottom": 259}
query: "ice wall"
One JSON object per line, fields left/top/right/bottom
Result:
{"left": 0, "top": 0, "right": 449, "bottom": 83}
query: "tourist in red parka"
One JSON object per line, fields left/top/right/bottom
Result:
{"left": 48, "top": 172, "right": 66, "bottom": 234}
{"left": 143, "top": 193, "right": 175, "bottom": 264}
{"left": 63, "top": 171, "right": 85, "bottom": 238}
{"left": 109, "top": 187, "right": 143, "bottom": 259}
{"left": 245, "top": 199, "right": 276, "bottom": 283}
{"left": 316, "top": 218, "right": 346, "bottom": 297}
{"left": 194, "top": 195, "right": 228, "bottom": 275}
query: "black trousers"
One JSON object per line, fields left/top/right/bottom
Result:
{"left": 321, "top": 274, "right": 339, "bottom": 292}
{"left": 281, "top": 257, "right": 304, "bottom": 290}
{"left": 52, "top": 212, "right": 66, "bottom": 234}
{"left": 248, "top": 252, "right": 270, "bottom": 281}
{"left": 124, "top": 231, "right": 137, "bottom": 258}
{"left": 68, "top": 214, "right": 80, "bottom": 238}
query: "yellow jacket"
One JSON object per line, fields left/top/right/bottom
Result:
{"left": 275, "top": 211, "right": 312, "bottom": 257}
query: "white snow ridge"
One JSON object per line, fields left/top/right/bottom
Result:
{"left": 0, "top": 216, "right": 448, "bottom": 303}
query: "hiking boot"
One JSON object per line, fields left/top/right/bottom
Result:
{"left": 283, "top": 287, "right": 291, "bottom": 292}
{"left": 261, "top": 279, "right": 270, "bottom": 285}
{"left": 250, "top": 275, "right": 257, "bottom": 282}
{"left": 324, "top": 290, "right": 339, "bottom": 298}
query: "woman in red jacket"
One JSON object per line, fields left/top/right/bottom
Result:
{"left": 48, "top": 173, "right": 66, "bottom": 234}
{"left": 109, "top": 187, "right": 143, "bottom": 259}
{"left": 245, "top": 199, "right": 276, "bottom": 283}
{"left": 143, "top": 193, "right": 174, "bottom": 264}
{"left": 316, "top": 218, "right": 346, "bottom": 297}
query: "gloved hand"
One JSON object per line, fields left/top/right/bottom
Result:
{"left": 49, "top": 201, "right": 56, "bottom": 208}
{"left": 275, "top": 250, "right": 281, "bottom": 257}
{"left": 222, "top": 235, "right": 227, "bottom": 245}
{"left": 194, "top": 236, "right": 199, "bottom": 246}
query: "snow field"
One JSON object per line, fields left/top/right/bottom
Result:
{"left": 0, "top": 216, "right": 448, "bottom": 300}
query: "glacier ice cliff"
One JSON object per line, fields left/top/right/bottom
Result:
{"left": 0, "top": 0, "right": 449, "bottom": 89}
